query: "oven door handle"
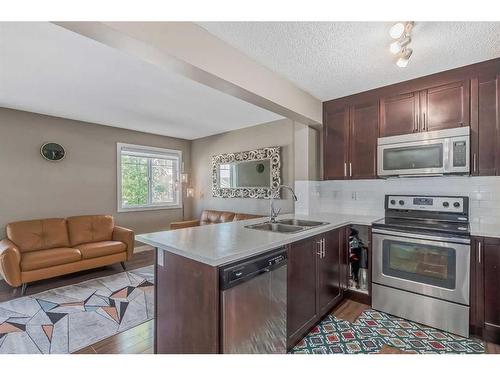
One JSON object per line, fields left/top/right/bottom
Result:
{"left": 371, "top": 228, "right": 470, "bottom": 244}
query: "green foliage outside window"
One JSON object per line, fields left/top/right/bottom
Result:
{"left": 121, "top": 155, "right": 148, "bottom": 206}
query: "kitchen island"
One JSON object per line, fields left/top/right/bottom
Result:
{"left": 137, "top": 213, "right": 380, "bottom": 354}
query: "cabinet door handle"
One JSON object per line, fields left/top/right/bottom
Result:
{"left": 316, "top": 240, "right": 322, "bottom": 258}
{"left": 349, "top": 163, "right": 352, "bottom": 177}
{"left": 473, "top": 153, "right": 477, "bottom": 173}
{"left": 423, "top": 113, "right": 426, "bottom": 131}
{"left": 344, "top": 162, "right": 347, "bottom": 177}
{"left": 322, "top": 238, "right": 326, "bottom": 258}
{"left": 478, "top": 241, "right": 482, "bottom": 263}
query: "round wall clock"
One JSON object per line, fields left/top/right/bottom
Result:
{"left": 40, "top": 142, "right": 66, "bottom": 161}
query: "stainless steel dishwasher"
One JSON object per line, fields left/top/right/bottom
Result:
{"left": 220, "top": 247, "right": 287, "bottom": 354}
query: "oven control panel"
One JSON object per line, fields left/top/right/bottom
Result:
{"left": 386, "top": 195, "right": 467, "bottom": 213}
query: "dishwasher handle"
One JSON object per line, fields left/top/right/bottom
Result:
{"left": 219, "top": 248, "right": 287, "bottom": 290}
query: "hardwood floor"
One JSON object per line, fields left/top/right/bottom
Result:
{"left": 0, "top": 249, "right": 154, "bottom": 303}
{"left": 4, "top": 261, "right": 498, "bottom": 354}
{"left": 486, "top": 342, "right": 500, "bottom": 354}
{"left": 76, "top": 298, "right": 500, "bottom": 354}
{"left": 75, "top": 320, "right": 154, "bottom": 354}
{"left": 332, "top": 299, "right": 369, "bottom": 323}
{"left": 77, "top": 298, "right": 370, "bottom": 355}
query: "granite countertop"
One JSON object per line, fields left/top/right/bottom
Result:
{"left": 136, "top": 213, "right": 381, "bottom": 267}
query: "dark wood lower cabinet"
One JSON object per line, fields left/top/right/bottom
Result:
{"left": 318, "top": 228, "right": 345, "bottom": 316}
{"left": 286, "top": 236, "right": 319, "bottom": 348}
{"left": 155, "top": 250, "right": 219, "bottom": 354}
{"left": 471, "top": 236, "right": 500, "bottom": 344}
{"left": 287, "top": 227, "right": 347, "bottom": 349}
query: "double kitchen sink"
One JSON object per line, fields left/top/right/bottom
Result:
{"left": 245, "top": 219, "right": 329, "bottom": 234}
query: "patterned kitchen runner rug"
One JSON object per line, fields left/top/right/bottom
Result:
{"left": 291, "top": 309, "right": 485, "bottom": 354}
{"left": 0, "top": 265, "right": 154, "bottom": 354}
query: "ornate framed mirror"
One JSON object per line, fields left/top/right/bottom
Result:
{"left": 212, "top": 146, "right": 281, "bottom": 199}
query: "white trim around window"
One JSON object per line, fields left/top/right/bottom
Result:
{"left": 117, "top": 142, "right": 183, "bottom": 212}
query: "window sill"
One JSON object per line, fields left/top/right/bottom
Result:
{"left": 118, "top": 204, "right": 182, "bottom": 213}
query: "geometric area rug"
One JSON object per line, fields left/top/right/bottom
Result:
{"left": 291, "top": 309, "right": 485, "bottom": 354}
{"left": 0, "top": 265, "right": 154, "bottom": 354}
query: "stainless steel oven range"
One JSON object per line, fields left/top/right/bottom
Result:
{"left": 372, "top": 194, "right": 471, "bottom": 337}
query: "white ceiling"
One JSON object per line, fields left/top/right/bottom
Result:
{"left": 199, "top": 22, "right": 500, "bottom": 101}
{"left": 0, "top": 22, "right": 282, "bottom": 140}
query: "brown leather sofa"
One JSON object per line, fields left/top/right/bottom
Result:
{"left": 170, "top": 210, "right": 263, "bottom": 230}
{"left": 0, "top": 215, "right": 134, "bottom": 294}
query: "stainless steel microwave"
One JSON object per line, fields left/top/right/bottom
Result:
{"left": 377, "top": 127, "right": 470, "bottom": 177}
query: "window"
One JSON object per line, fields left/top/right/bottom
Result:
{"left": 117, "top": 143, "right": 182, "bottom": 211}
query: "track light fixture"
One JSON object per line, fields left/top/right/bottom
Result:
{"left": 389, "top": 22, "right": 414, "bottom": 67}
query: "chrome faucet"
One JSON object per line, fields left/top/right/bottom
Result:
{"left": 269, "top": 184, "right": 298, "bottom": 223}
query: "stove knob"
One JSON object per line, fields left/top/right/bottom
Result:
{"left": 399, "top": 200, "right": 405, "bottom": 206}
{"left": 390, "top": 199, "right": 396, "bottom": 205}
{"left": 454, "top": 202, "right": 461, "bottom": 208}
{"left": 443, "top": 202, "right": 449, "bottom": 208}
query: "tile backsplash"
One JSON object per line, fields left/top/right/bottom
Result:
{"left": 295, "top": 176, "right": 500, "bottom": 224}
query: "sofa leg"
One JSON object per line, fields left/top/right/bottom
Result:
{"left": 120, "top": 262, "right": 126, "bottom": 271}
{"left": 20, "top": 283, "right": 28, "bottom": 296}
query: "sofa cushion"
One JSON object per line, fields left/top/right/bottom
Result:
{"left": 233, "top": 213, "right": 263, "bottom": 221}
{"left": 67, "top": 215, "right": 114, "bottom": 246}
{"left": 200, "top": 210, "right": 235, "bottom": 225}
{"left": 7, "top": 218, "right": 70, "bottom": 253}
{"left": 75, "top": 241, "right": 126, "bottom": 260}
{"left": 21, "top": 247, "right": 82, "bottom": 271}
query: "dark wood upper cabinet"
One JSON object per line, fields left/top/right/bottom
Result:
{"left": 323, "top": 58, "right": 500, "bottom": 179}
{"left": 350, "top": 101, "right": 379, "bottom": 179}
{"left": 423, "top": 80, "right": 470, "bottom": 132}
{"left": 472, "top": 236, "right": 500, "bottom": 344}
{"left": 324, "top": 101, "right": 378, "bottom": 180}
{"left": 318, "top": 227, "right": 345, "bottom": 316}
{"left": 380, "top": 92, "right": 419, "bottom": 137}
{"left": 380, "top": 80, "right": 469, "bottom": 137}
{"left": 471, "top": 74, "right": 500, "bottom": 176}
{"left": 324, "top": 106, "right": 349, "bottom": 179}
{"left": 287, "top": 237, "right": 318, "bottom": 347}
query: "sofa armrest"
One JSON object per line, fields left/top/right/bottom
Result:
{"left": 170, "top": 219, "right": 200, "bottom": 230}
{"left": 112, "top": 226, "right": 134, "bottom": 261}
{"left": 0, "top": 239, "right": 22, "bottom": 287}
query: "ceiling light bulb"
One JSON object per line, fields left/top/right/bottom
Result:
{"left": 390, "top": 36, "right": 411, "bottom": 55}
{"left": 396, "top": 57, "right": 409, "bottom": 68}
{"left": 389, "top": 22, "right": 405, "bottom": 39}
{"left": 396, "top": 48, "right": 413, "bottom": 68}
{"left": 390, "top": 40, "right": 402, "bottom": 54}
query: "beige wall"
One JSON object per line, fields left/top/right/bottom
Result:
{"left": 0, "top": 107, "right": 191, "bottom": 238}
{"left": 190, "top": 119, "right": 295, "bottom": 218}
{"left": 294, "top": 122, "right": 321, "bottom": 181}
